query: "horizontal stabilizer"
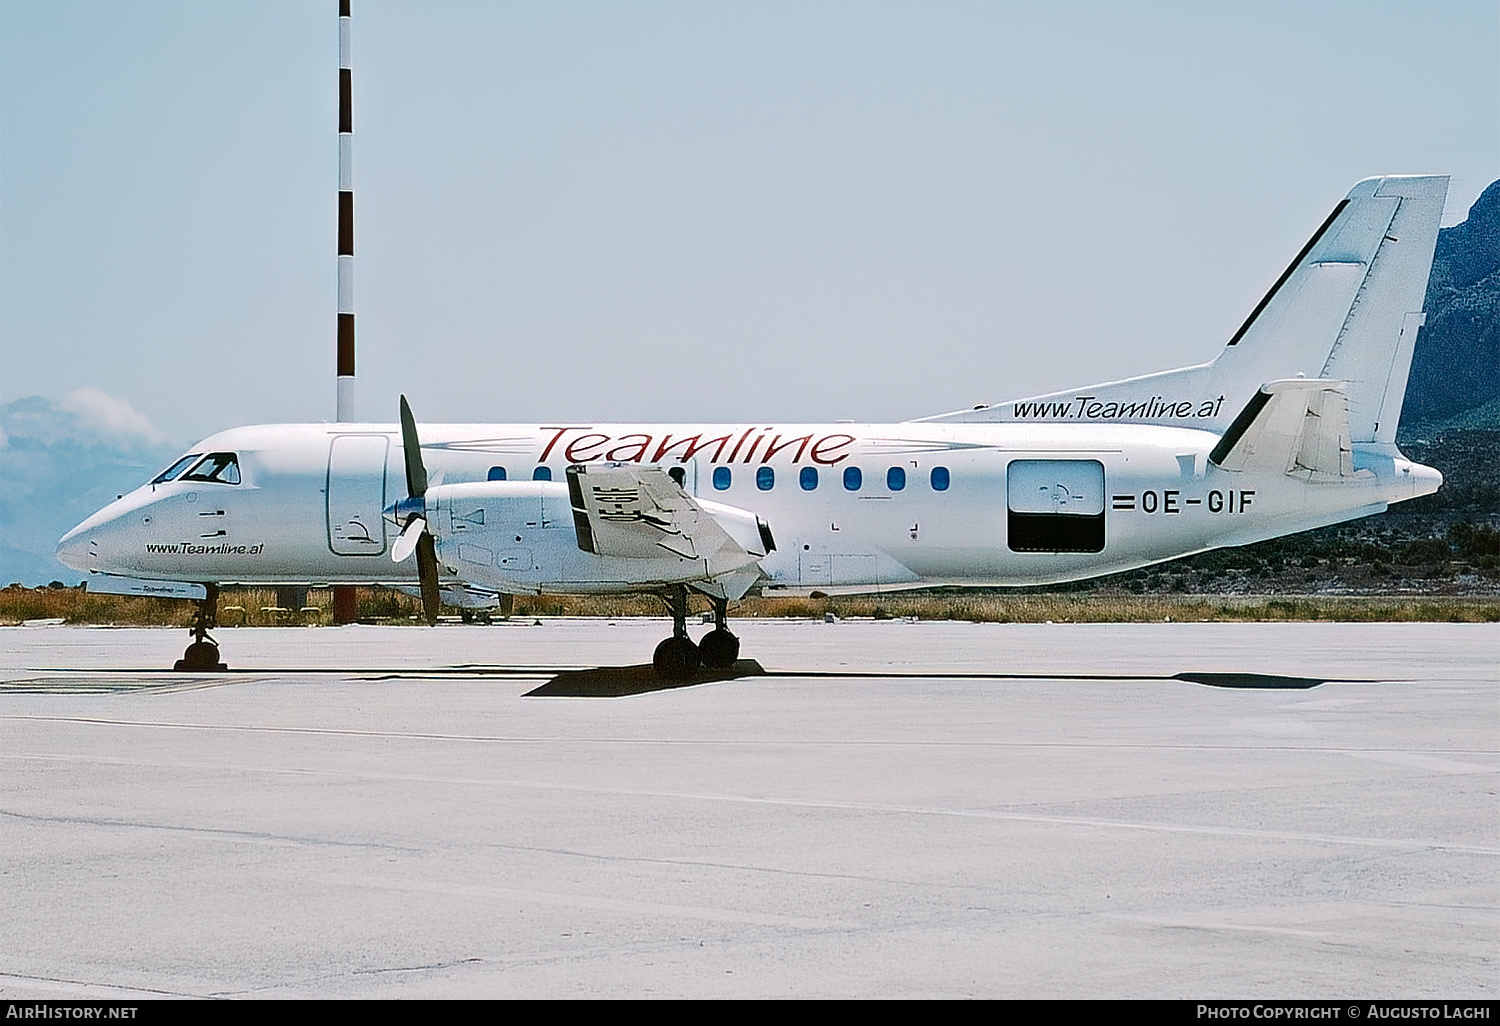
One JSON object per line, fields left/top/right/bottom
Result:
{"left": 1210, "top": 379, "right": 1361, "bottom": 482}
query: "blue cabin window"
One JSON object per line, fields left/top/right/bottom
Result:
{"left": 713, "top": 466, "right": 732, "bottom": 490}
{"left": 532, "top": 466, "right": 552, "bottom": 481}
{"left": 843, "top": 466, "right": 862, "bottom": 491}
{"left": 799, "top": 466, "right": 818, "bottom": 491}
{"left": 887, "top": 466, "right": 906, "bottom": 491}
{"left": 487, "top": 466, "right": 507, "bottom": 482}
{"left": 756, "top": 466, "right": 775, "bottom": 491}
{"left": 930, "top": 466, "right": 950, "bottom": 491}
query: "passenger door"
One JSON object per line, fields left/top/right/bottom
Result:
{"left": 327, "top": 435, "right": 390, "bottom": 555}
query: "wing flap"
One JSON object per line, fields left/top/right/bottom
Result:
{"left": 565, "top": 464, "right": 771, "bottom": 571}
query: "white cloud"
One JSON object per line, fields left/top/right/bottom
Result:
{"left": 59, "top": 387, "right": 170, "bottom": 445}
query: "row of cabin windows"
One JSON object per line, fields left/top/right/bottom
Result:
{"left": 710, "top": 464, "right": 951, "bottom": 493}
{"left": 483, "top": 464, "right": 951, "bottom": 493}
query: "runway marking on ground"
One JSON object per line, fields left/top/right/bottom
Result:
{"left": 4, "top": 750, "right": 1496, "bottom": 857}
{"left": 0, "top": 971, "right": 201, "bottom": 1000}
{"left": 320, "top": 874, "right": 853, "bottom": 929}
{"left": 0, "top": 675, "right": 269, "bottom": 694}
{"left": 0, "top": 807, "right": 417, "bottom": 851}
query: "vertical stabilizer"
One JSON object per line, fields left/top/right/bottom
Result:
{"left": 918, "top": 175, "right": 1448, "bottom": 439}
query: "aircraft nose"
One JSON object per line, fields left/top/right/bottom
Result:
{"left": 56, "top": 522, "right": 97, "bottom": 573}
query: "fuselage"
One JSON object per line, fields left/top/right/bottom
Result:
{"left": 57, "top": 419, "right": 1440, "bottom": 595}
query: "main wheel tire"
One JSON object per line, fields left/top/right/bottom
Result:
{"left": 652, "top": 636, "right": 700, "bottom": 679}
{"left": 175, "top": 640, "right": 223, "bottom": 671}
{"left": 698, "top": 628, "right": 740, "bottom": 669}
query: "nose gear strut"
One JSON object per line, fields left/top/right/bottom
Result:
{"left": 174, "top": 584, "right": 227, "bottom": 671}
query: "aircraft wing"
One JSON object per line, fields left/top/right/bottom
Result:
{"left": 565, "top": 464, "right": 774, "bottom": 570}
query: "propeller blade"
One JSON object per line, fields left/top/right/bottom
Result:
{"left": 415, "top": 531, "right": 441, "bottom": 625}
{"left": 399, "top": 394, "right": 429, "bottom": 498}
{"left": 391, "top": 515, "right": 425, "bottom": 563}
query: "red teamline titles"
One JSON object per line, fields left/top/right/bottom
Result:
{"left": 537, "top": 427, "right": 857, "bottom": 466}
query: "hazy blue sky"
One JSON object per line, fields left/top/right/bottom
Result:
{"left": 3, "top": 1, "right": 1496, "bottom": 442}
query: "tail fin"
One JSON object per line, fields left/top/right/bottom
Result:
{"left": 920, "top": 174, "right": 1448, "bottom": 443}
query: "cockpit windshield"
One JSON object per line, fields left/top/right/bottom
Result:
{"left": 151, "top": 454, "right": 202, "bottom": 485}
{"left": 180, "top": 452, "right": 242, "bottom": 485}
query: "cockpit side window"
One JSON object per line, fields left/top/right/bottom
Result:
{"left": 181, "top": 452, "right": 242, "bottom": 485}
{"left": 151, "top": 454, "right": 202, "bottom": 485}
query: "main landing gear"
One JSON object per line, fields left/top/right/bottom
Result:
{"left": 652, "top": 585, "right": 741, "bottom": 679}
{"left": 174, "top": 584, "right": 227, "bottom": 671}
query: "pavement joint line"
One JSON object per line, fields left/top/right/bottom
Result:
{"left": 0, "top": 808, "right": 421, "bottom": 851}
{"left": 1098, "top": 915, "right": 1335, "bottom": 938}
{"left": 14, "top": 665, "right": 1406, "bottom": 683}
{"left": 2, "top": 758, "right": 1494, "bottom": 856}
{"left": 0, "top": 971, "right": 208, "bottom": 1000}
{"left": 0, "top": 787, "right": 1043, "bottom": 889}
{"left": 21, "top": 666, "right": 582, "bottom": 676}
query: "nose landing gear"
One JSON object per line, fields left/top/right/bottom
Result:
{"left": 174, "top": 584, "right": 228, "bottom": 671}
{"left": 651, "top": 586, "right": 741, "bottom": 679}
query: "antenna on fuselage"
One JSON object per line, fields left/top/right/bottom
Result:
{"left": 335, "top": 0, "right": 356, "bottom": 421}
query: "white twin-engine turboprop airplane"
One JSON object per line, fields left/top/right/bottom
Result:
{"left": 58, "top": 175, "right": 1447, "bottom": 676}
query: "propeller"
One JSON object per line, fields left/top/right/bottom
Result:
{"left": 392, "top": 394, "right": 441, "bottom": 624}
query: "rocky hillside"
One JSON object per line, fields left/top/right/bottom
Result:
{"left": 1400, "top": 179, "right": 1500, "bottom": 430}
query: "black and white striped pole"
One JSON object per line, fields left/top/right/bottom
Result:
{"left": 336, "top": 0, "right": 355, "bottom": 422}
{"left": 333, "top": 0, "right": 359, "bottom": 625}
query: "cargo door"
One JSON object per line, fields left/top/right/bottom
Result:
{"left": 1007, "top": 459, "right": 1105, "bottom": 553}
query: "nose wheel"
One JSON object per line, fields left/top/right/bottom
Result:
{"left": 174, "top": 585, "right": 227, "bottom": 671}
{"left": 652, "top": 587, "right": 740, "bottom": 678}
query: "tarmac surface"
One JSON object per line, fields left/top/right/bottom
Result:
{"left": 1, "top": 618, "right": 1496, "bottom": 999}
